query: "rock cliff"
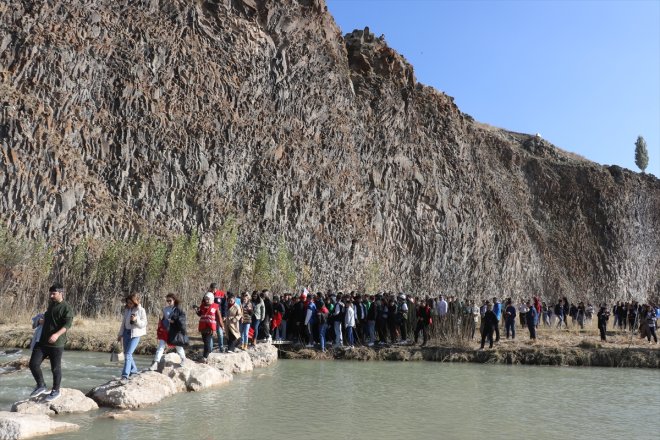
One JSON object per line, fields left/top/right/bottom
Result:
{"left": 0, "top": 0, "right": 658, "bottom": 301}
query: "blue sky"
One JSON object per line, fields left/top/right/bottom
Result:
{"left": 326, "top": 0, "right": 660, "bottom": 177}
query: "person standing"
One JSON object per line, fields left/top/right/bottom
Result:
{"left": 577, "top": 301, "right": 586, "bottom": 329}
{"left": 504, "top": 300, "right": 517, "bottom": 339}
{"left": 526, "top": 301, "right": 537, "bottom": 340}
{"left": 480, "top": 302, "right": 498, "bottom": 349}
{"left": 645, "top": 305, "right": 658, "bottom": 344}
{"left": 492, "top": 297, "right": 502, "bottom": 342}
{"left": 554, "top": 299, "right": 565, "bottom": 328}
{"left": 366, "top": 294, "right": 377, "bottom": 346}
{"left": 210, "top": 284, "right": 226, "bottom": 352}
{"left": 318, "top": 301, "right": 330, "bottom": 352}
{"left": 469, "top": 300, "right": 480, "bottom": 340}
{"left": 344, "top": 299, "right": 356, "bottom": 347}
{"left": 397, "top": 294, "right": 409, "bottom": 343}
{"left": 597, "top": 305, "right": 610, "bottom": 341}
{"left": 195, "top": 292, "right": 222, "bottom": 360}
{"left": 240, "top": 293, "right": 254, "bottom": 350}
{"left": 414, "top": 298, "right": 432, "bottom": 346}
{"left": 251, "top": 291, "right": 265, "bottom": 345}
{"left": 261, "top": 290, "right": 273, "bottom": 342}
{"left": 225, "top": 293, "right": 242, "bottom": 352}
{"left": 117, "top": 293, "right": 147, "bottom": 382}
{"left": 304, "top": 294, "right": 318, "bottom": 348}
{"left": 150, "top": 293, "right": 187, "bottom": 370}
{"left": 29, "top": 284, "right": 74, "bottom": 401}
{"left": 332, "top": 295, "right": 345, "bottom": 348}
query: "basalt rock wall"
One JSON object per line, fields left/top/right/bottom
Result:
{"left": 0, "top": 0, "right": 658, "bottom": 300}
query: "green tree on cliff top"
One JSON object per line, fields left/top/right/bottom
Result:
{"left": 634, "top": 135, "right": 649, "bottom": 173}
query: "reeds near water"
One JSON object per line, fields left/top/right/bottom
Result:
{"left": 0, "top": 220, "right": 298, "bottom": 317}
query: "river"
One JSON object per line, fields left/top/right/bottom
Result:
{"left": 1, "top": 349, "right": 658, "bottom": 439}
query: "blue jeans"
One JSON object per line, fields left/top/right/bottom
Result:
{"left": 505, "top": 320, "right": 515, "bottom": 339}
{"left": 122, "top": 329, "right": 140, "bottom": 378}
{"left": 333, "top": 321, "right": 343, "bottom": 346}
{"left": 347, "top": 326, "right": 355, "bottom": 346}
{"left": 240, "top": 323, "right": 250, "bottom": 345}
{"left": 251, "top": 319, "right": 261, "bottom": 342}
{"left": 215, "top": 327, "right": 224, "bottom": 350}
{"left": 276, "top": 320, "right": 286, "bottom": 340}
{"left": 319, "top": 323, "right": 328, "bottom": 351}
{"left": 367, "top": 320, "right": 376, "bottom": 344}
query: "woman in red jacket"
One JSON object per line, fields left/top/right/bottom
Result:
{"left": 195, "top": 292, "right": 223, "bottom": 361}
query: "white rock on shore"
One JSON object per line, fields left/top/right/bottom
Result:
{"left": 207, "top": 350, "right": 254, "bottom": 374}
{"left": 0, "top": 411, "right": 79, "bottom": 439}
{"left": 247, "top": 344, "right": 278, "bottom": 368}
{"left": 160, "top": 354, "right": 233, "bottom": 392}
{"left": 11, "top": 388, "right": 98, "bottom": 415}
{"left": 88, "top": 372, "right": 177, "bottom": 409}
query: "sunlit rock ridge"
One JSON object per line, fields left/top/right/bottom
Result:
{"left": 1, "top": 0, "right": 658, "bottom": 300}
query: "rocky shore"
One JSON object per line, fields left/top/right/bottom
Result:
{"left": 278, "top": 343, "right": 660, "bottom": 368}
{"left": 0, "top": 344, "right": 278, "bottom": 439}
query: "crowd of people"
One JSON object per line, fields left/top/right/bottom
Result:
{"left": 192, "top": 286, "right": 660, "bottom": 353}
{"left": 27, "top": 282, "right": 660, "bottom": 402}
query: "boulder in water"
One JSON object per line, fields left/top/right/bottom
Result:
{"left": 87, "top": 372, "right": 177, "bottom": 409}
{"left": 0, "top": 411, "right": 79, "bottom": 439}
{"left": 11, "top": 388, "right": 98, "bottom": 415}
{"left": 162, "top": 361, "right": 233, "bottom": 392}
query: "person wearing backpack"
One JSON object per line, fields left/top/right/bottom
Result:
{"left": 150, "top": 293, "right": 187, "bottom": 370}
{"left": 318, "top": 301, "right": 330, "bottom": 352}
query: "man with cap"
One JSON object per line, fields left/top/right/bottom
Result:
{"left": 29, "top": 283, "right": 74, "bottom": 402}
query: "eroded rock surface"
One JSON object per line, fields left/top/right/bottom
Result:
{"left": 87, "top": 372, "right": 177, "bottom": 409}
{"left": 161, "top": 355, "right": 233, "bottom": 392}
{"left": 247, "top": 343, "right": 278, "bottom": 368}
{"left": 0, "top": 411, "right": 79, "bottom": 439}
{"left": 0, "top": 0, "right": 657, "bottom": 300}
{"left": 207, "top": 350, "right": 254, "bottom": 374}
{"left": 11, "top": 389, "right": 98, "bottom": 415}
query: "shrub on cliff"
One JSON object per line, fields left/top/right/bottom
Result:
{"left": 634, "top": 135, "right": 649, "bottom": 173}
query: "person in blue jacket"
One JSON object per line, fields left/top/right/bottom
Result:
{"left": 492, "top": 297, "right": 502, "bottom": 342}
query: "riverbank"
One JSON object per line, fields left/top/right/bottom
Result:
{"left": 1, "top": 315, "right": 658, "bottom": 369}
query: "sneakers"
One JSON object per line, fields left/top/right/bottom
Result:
{"left": 30, "top": 385, "right": 48, "bottom": 398}
{"left": 148, "top": 361, "right": 159, "bottom": 371}
{"left": 44, "top": 389, "right": 61, "bottom": 402}
{"left": 305, "top": 343, "right": 314, "bottom": 348}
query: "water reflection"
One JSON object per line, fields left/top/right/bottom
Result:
{"left": 1, "top": 350, "right": 659, "bottom": 440}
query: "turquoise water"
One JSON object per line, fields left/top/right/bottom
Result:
{"left": 1, "top": 349, "right": 658, "bottom": 439}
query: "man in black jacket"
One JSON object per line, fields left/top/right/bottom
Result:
{"left": 480, "top": 302, "right": 498, "bottom": 349}
{"left": 597, "top": 305, "right": 610, "bottom": 341}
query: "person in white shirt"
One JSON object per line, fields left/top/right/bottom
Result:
{"left": 436, "top": 295, "right": 448, "bottom": 317}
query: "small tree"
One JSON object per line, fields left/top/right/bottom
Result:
{"left": 635, "top": 135, "right": 649, "bottom": 173}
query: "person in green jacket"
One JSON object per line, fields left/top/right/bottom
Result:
{"left": 28, "top": 283, "right": 74, "bottom": 402}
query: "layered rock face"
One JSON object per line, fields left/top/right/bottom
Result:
{"left": 0, "top": 0, "right": 658, "bottom": 300}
